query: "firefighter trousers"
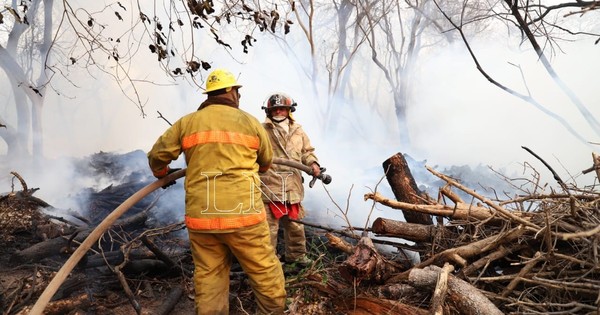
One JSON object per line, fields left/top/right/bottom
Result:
{"left": 188, "top": 220, "right": 286, "bottom": 314}
{"left": 266, "top": 203, "right": 308, "bottom": 262}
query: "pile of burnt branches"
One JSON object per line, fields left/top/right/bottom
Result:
{"left": 0, "top": 166, "right": 195, "bottom": 315}
{"left": 2, "top": 150, "right": 600, "bottom": 314}
{"left": 296, "top": 152, "right": 600, "bottom": 314}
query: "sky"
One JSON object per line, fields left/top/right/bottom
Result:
{"left": 0, "top": 4, "right": 599, "bottom": 230}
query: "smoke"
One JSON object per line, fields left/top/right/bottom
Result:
{"left": 410, "top": 39, "right": 600, "bottom": 187}
{"left": 1, "top": 15, "right": 598, "bottom": 233}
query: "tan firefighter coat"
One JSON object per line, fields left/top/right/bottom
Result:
{"left": 260, "top": 117, "right": 318, "bottom": 208}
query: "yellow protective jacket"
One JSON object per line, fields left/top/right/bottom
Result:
{"left": 148, "top": 102, "right": 273, "bottom": 232}
{"left": 260, "top": 117, "right": 318, "bottom": 206}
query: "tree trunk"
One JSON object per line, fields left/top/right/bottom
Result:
{"left": 382, "top": 153, "right": 432, "bottom": 225}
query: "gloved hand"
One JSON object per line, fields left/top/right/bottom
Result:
{"left": 310, "top": 163, "right": 321, "bottom": 178}
{"left": 162, "top": 168, "right": 181, "bottom": 189}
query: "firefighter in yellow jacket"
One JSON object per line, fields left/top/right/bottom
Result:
{"left": 147, "top": 69, "right": 286, "bottom": 314}
{"left": 259, "top": 92, "right": 321, "bottom": 265}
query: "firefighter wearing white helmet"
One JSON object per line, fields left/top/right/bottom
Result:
{"left": 148, "top": 68, "right": 285, "bottom": 314}
{"left": 259, "top": 92, "right": 321, "bottom": 266}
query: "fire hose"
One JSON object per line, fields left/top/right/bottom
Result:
{"left": 29, "top": 158, "right": 331, "bottom": 314}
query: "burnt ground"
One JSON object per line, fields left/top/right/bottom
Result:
{"left": 0, "top": 151, "right": 354, "bottom": 314}
{"left": 0, "top": 201, "right": 347, "bottom": 315}
{"left": 3, "top": 150, "right": 567, "bottom": 314}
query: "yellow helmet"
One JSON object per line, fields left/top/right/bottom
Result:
{"left": 203, "top": 68, "right": 242, "bottom": 94}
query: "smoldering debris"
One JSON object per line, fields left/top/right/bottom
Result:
{"left": 1, "top": 150, "right": 600, "bottom": 314}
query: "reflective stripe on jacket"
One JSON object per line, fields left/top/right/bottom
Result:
{"left": 148, "top": 104, "right": 273, "bottom": 232}
{"left": 260, "top": 117, "right": 318, "bottom": 205}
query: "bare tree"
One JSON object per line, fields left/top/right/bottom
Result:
{"left": 0, "top": 0, "right": 293, "bottom": 161}
{"left": 434, "top": 0, "right": 600, "bottom": 145}
{"left": 284, "top": 0, "right": 469, "bottom": 146}
{"left": 0, "top": 0, "right": 54, "bottom": 159}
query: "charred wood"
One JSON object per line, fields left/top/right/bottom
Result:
{"left": 382, "top": 153, "right": 433, "bottom": 225}
{"left": 15, "top": 293, "right": 90, "bottom": 315}
{"left": 82, "top": 249, "right": 159, "bottom": 269}
{"left": 10, "top": 210, "right": 149, "bottom": 264}
{"left": 141, "top": 235, "right": 177, "bottom": 269}
{"left": 152, "top": 286, "right": 184, "bottom": 315}
{"left": 123, "top": 259, "right": 169, "bottom": 275}
{"left": 338, "top": 236, "right": 407, "bottom": 285}
{"left": 9, "top": 230, "right": 90, "bottom": 265}
{"left": 336, "top": 296, "right": 429, "bottom": 315}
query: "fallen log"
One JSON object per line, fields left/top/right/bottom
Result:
{"left": 382, "top": 153, "right": 432, "bottom": 225}
{"left": 123, "top": 259, "right": 169, "bottom": 275}
{"left": 10, "top": 210, "right": 149, "bottom": 264}
{"left": 416, "top": 225, "right": 526, "bottom": 269}
{"left": 408, "top": 265, "right": 503, "bottom": 315}
{"left": 371, "top": 217, "right": 454, "bottom": 242}
{"left": 83, "top": 249, "right": 146, "bottom": 269}
{"left": 141, "top": 235, "right": 179, "bottom": 271}
{"left": 366, "top": 283, "right": 422, "bottom": 300}
{"left": 9, "top": 229, "right": 90, "bottom": 265}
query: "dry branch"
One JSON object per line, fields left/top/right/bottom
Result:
{"left": 365, "top": 192, "right": 498, "bottom": 222}
{"left": 325, "top": 232, "right": 354, "bottom": 254}
{"left": 594, "top": 152, "right": 600, "bottom": 180}
{"left": 426, "top": 166, "right": 542, "bottom": 229}
{"left": 460, "top": 244, "right": 528, "bottom": 277}
{"left": 430, "top": 263, "right": 454, "bottom": 315}
{"left": 408, "top": 265, "right": 503, "bottom": 315}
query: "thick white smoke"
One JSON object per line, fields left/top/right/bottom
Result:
{"left": 0, "top": 13, "right": 598, "bottom": 231}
